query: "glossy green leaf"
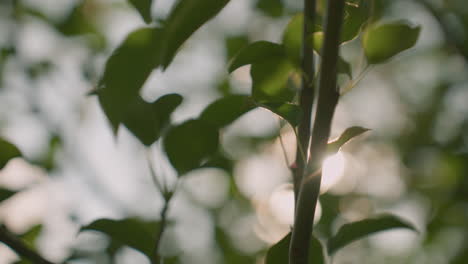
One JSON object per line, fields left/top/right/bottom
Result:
{"left": 260, "top": 102, "right": 302, "bottom": 127}
{"left": 128, "top": 0, "right": 153, "bottom": 24}
{"left": 123, "top": 94, "right": 183, "bottom": 146}
{"left": 80, "top": 218, "right": 160, "bottom": 259}
{"left": 341, "top": 1, "right": 371, "bottom": 43}
{"left": 96, "top": 27, "right": 163, "bottom": 131}
{"left": 228, "top": 41, "right": 285, "bottom": 73}
{"left": 256, "top": 0, "right": 284, "bottom": 18}
{"left": 160, "top": 0, "right": 231, "bottom": 68}
{"left": 266, "top": 232, "right": 326, "bottom": 264}
{"left": 328, "top": 214, "right": 418, "bottom": 255}
{"left": 164, "top": 119, "right": 219, "bottom": 175}
{"left": 200, "top": 95, "right": 255, "bottom": 128}
{"left": 251, "top": 57, "right": 296, "bottom": 103}
{"left": 282, "top": 13, "right": 304, "bottom": 66}
{"left": 327, "top": 126, "right": 369, "bottom": 155}
{"left": 363, "top": 21, "right": 421, "bottom": 64}
{"left": 0, "top": 188, "right": 16, "bottom": 203}
{"left": 0, "top": 138, "right": 22, "bottom": 170}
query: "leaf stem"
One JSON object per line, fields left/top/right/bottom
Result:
{"left": 0, "top": 225, "right": 56, "bottom": 264}
{"left": 290, "top": 0, "right": 346, "bottom": 263}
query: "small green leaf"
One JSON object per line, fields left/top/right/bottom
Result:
{"left": 256, "top": 0, "right": 284, "bottom": 18}
{"left": 266, "top": 232, "right": 326, "bottom": 264}
{"left": 160, "top": 0, "right": 231, "bottom": 68}
{"left": 228, "top": 41, "right": 285, "bottom": 73}
{"left": 282, "top": 13, "right": 304, "bottom": 66}
{"left": 341, "top": 1, "right": 371, "bottom": 43}
{"left": 20, "top": 225, "right": 42, "bottom": 249}
{"left": 164, "top": 119, "right": 219, "bottom": 175}
{"left": 0, "top": 188, "right": 17, "bottom": 203}
{"left": 251, "top": 57, "right": 296, "bottom": 103}
{"left": 362, "top": 21, "right": 421, "bottom": 64}
{"left": 96, "top": 27, "right": 163, "bottom": 130}
{"left": 199, "top": 95, "right": 255, "bottom": 128}
{"left": 123, "top": 94, "right": 183, "bottom": 146}
{"left": 327, "top": 126, "right": 369, "bottom": 155}
{"left": 328, "top": 214, "right": 418, "bottom": 255}
{"left": 260, "top": 102, "right": 302, "bottom": 127}
{"left": 128, "top": 0, "right": 153, "bottom": 24}
{"left": 80, "top": 218, "right": 160, "bottom": 259}
{"left": 0, "top": 138, "right": 22, "bottom": 170}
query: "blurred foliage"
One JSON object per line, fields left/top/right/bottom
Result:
{"left": 0, "top": 0, "right": 467, "bottom": 263}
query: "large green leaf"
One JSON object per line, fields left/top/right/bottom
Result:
{"left": 123, "top": 94, "right": 183, "bottom": 146}
{"left": 265, "top": 232, "right": 326, "bottom": 264}
{"left": 256, "top": 0, "right": 284, "bottom": 18}
{"left": 341, "top": 1, "right": 371, "bottom": 43}
{"left": 80, "top": 218, "right": 160, "bottom": 260}
{"left": 251, "top": 57, "right": 296, "bottom": 103}
{"left": 128, "top": 0, "right": 153, "bottom": 24}
{"left": 0, "top": 138, "right": 21, "bottom": 170}
{"left": 199, "top": 95, "right": 255, "bottom": 128}
{"left": 327, "top": 126, "right": 369, "bottom": 155}
{"left": 164, "top": 119, "right": 219, "bottom": 175}
{"left": 327, "top": 214, "right": 417, "bottom": 255}
{"left": 260, "top": 102, "right": 302, "bottom": 127}
{"left": 96, "top": 27, "right": 163, "bottom": 131}
{"left": 362, "top": 21, "right": 421, "bottom": 64}
{"left": 160, "top": 0, "right": 231, "bottom": 68}
{"left": 0, "top": 188, "right": 17, "bottom": 203}
{"left": 228, "top": 41, "right": 285, "bottom": 73}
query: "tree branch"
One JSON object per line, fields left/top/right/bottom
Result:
{"left": 289, "top": 1, "right": 346, "bottom": 263}
{"left": 0, "top": 225, "right": 56, "bottom": 264}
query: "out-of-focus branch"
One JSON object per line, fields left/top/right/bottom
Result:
{"left": 0, "top": 225, "right": 56, "bottom": 264}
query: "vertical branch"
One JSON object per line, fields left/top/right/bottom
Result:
{"left": 153, "top": 194, "right": 173, "bottom": 264}
{"left": 290, "top": 1, "right": 346, "bottom": 264}
{"left": 293, "top": 0, "right": 317, "bottom": 202}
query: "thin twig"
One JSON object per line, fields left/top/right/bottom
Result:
{"left": 289, "top": 0, "right": 346, "bottom": 263}
{"left": 0, "top": 225, "right": 56, "bottom": 264}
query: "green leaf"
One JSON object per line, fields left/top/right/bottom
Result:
{"left": 160, "top": 0, "right": 231, "bottom": 68}
{"left": 260, "top": 102, "right": 302, "bottom": 127}
{"left": 0, "top": 138, "right": 22, "bottom": 170}
{"left": 123, "top": 94, "right": 183, "bottom": 146}
{"left": 96, "top": 27, "right": 163, "bottom": 131}
{"left": 251, "top": 57, "right": 296, "bottom": 103}
{"left": 256, "top": 0, "right": 284, "bottom": 18}
{"left": 341, "top": 1, "right": 371, "bottom": 43}
{"left": 282, "top": 13, "right": 304, "bottom": 66}
{"left": 128, "top": 0, "right": 153, "bottom": 24}
{"left": 338, "top": 56, "right": 352, "bottom": 78}
{"left": 225, "top": 35, "right": 249, "bottom": 61}
{"left": 199, "top": 95, "right": 255, "bottom": 128}
{"left": 20, "top": 225, "right": 42, "bottom": 249}
{"left": 228, "top": 41, "right": 285, "bottom": 73}
{"left": 164, "top": 119, "right": 219, "bottom": 175}
{"left": 362, "top": 21, "right": 421, "bottom": 64}
{"left": 327, "top": 126, "right": 369, "bottom": 155}
{"left": 328, "top": 214, "right": 418, "bottom": 255}
{"left": 265, "top": 232, "right": 326, "bottom": 264}
{"left": 80, "top": 218, "right": 160, "bottom": 259}
{"left": 0, "top": 188, "right": 17, "bottom": 203}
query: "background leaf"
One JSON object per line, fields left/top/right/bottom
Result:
{"left": 80, "top": 218, "right": 160, "bottom": 260}
{"left": 341, "top": 1, "right": 371, "bottom": 43}
{"left": 228, "top": 41, "right": 285, "bottom": 73}
{"left": 160, "top": 0, "right": 231, "bottom": 68}
{"left": 260, "top": 102, "right": 302, "bottom": 127}
{"left": 122, "top": 94, "right": 183, "bottom": 146}
{"left": 199, "top": 95, "right": 255, "bottom": 128}
{"left": 265, "top": 232, "right": 326, "bottom": 264}
{"left": 328, "top": 214, "right": 418, "bottom": 255}
{"left": 96, "top": 27, "right": 162, "bottom": 131}
{"left": 256, "top": 0, "right": 284, "bottom": 18}
{"left": 128, "top": 0, "right": 153, "bottom": 24}
{"left": 164, "top": 119, "right": 219, "bottom": 175}
{"left": 363, "top": 21, "right": 421, "bottom": 64}
{"left": 282, "top": 13, "right": 304, "bottom": 66}
{"left": 0, "top": 188, "right": 17, "bottom": 203}
{"left": 0, "top": 138, "right": 22, "bottom": 170}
